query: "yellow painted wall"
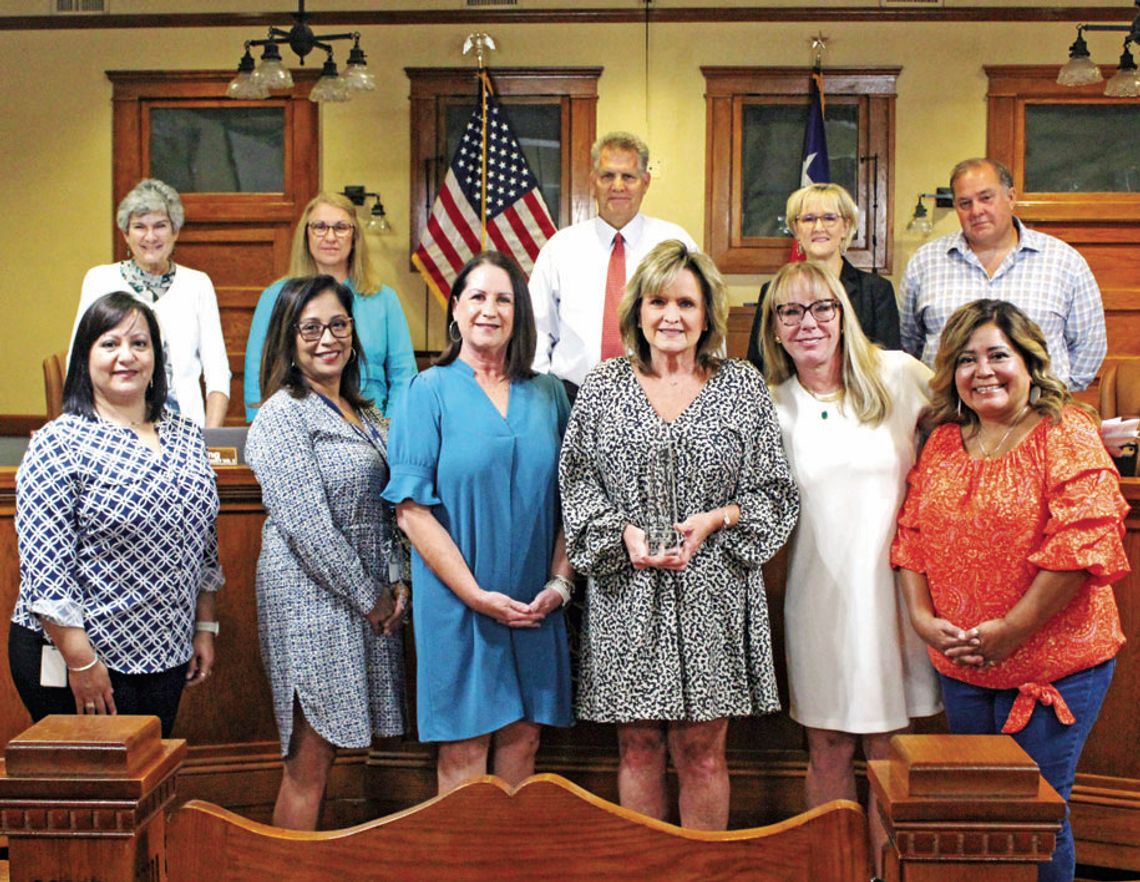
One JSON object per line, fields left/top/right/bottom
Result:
{"left": 0, "top": 15, "right": 1095, "bottom": 412}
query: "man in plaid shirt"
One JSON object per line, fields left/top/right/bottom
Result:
{"left": 901, "top": 157, "right": 1105, "bottom": 391}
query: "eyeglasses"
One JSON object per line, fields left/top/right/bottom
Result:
{"left": 796, "top": 213, "right": 842, "bottom": 227}
{"left": 774, "top": 299, "right": 841, "bottom": 326}
{"left": 295, "top": 317, "right": 354, "bottom": 341}
{"left": 308, "top": 221, "right": 354, "bottom": 238}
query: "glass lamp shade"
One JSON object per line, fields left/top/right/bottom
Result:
{"left": 343, "top": 64, "right": 376, "bottom": 92}
{"left": 255, "top": 59, "right": 294, "bottom": 91}
{"left": 309, "top": 57, "right": 350, "bottom": 103}
{"left": 1057, "top": 55, "right": 1104, "bottom": 87}
{"left": 366, "top": 212, "right": 392, "bottom": 234}
{"left": 227, "top": 71, "right": 270, "bottom": 100}
{"left": 906, "top": 198, "right": 933, "bottom": 236}
{"left": 1104, "top": 46, "right": 1140, "bottom": 97}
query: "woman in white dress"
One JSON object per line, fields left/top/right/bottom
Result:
{"left": 755, "top": 260, "right": 941, "bottom": 874}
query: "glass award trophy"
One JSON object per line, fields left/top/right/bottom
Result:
{"left": 644, "top": 439, "right": 682, "bottom": 555}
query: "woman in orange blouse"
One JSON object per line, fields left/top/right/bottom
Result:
{"left": 892, "top": 299, "right": 1128, "bottom": 882}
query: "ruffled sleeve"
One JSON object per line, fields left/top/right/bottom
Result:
{"left": 1028, "top": 407, "right": 1130, "bottom": 585}
{"left": 558, "top": 365, "right": 633, "bottom": 577}
{"left": 381, "top": 372, "right": 443, "bottom": 508}
{"left": 718, "top": 363, "right": 798, "bottom": 568}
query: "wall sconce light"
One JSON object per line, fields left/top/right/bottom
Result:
{"left": 226, "top": 0, "right": 374, "bottom": 103}
{"left": 342, "top": 185, "right": 392, "bottom": 234}
{"left": 1057, "top": 1, "right": 1140, "bottom": 96}
{"left": 906, "top": 188, "right": 953, "bottom": 236}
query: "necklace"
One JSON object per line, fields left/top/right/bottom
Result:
{"left": 975, "top": 404, "right": 1030, "bottom": 458}
{"left": 799, "top": 380, "right": 844, "bottom": 420}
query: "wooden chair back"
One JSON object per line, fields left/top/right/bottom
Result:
{"left": 41, "top": 351, "right": 66, "bottom": 419}
{"left": 166, "top": 774, "right": 868, "bottom": 882}
{"left": 1099, "top": 359, "right": 1140, "bottom": 419}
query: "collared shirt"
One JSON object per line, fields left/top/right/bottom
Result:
{"left": 529, "top": 213, "right": 698, "bottom": 387}
{"left": 13, "top": 412, "right": 224, "bottom": 674}
{"left": 901, "top": 218, "right": 1106, "bottom": 390}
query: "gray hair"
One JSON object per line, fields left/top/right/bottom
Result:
{"left": 591, "top": 131, "right": 650, "bottom": 175}
{"left": 115, "top": 178, "right": 185, "bottom": 234}
{"left": 949, "top": 158, "right": 1014, "bottom": 195}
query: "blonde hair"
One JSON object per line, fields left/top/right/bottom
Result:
{"left": 785, "top": 183, "right": 858, "bottom": 253}
{"left": 618, "top": 240, "right": 727, "bottom": 376}
{"left": 287, "top": 192, "right": 378, "bottom": 294}
{"left": 759, "top": 261, "right": 891, "bottom": 426}
{"left": 926, "top": 298, "right": 1080, "bottom": 431}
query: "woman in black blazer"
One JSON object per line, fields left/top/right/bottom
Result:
{"left": 746, "top": 183, "right": 899, "bottom": 371}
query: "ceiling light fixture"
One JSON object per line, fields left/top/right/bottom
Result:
{"left": 226, "top": 1, "right": 374, "bottom": 103}
{"left": 1057, "top": 1, "right": 1140, "bottom": 96}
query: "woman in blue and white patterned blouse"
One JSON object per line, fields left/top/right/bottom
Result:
{"left": 10, "top": 292, "right": 223, "bottom": 738}
{"left": 247, "top": 275, "right": 407, "bottom": 831}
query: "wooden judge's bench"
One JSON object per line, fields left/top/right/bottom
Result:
{"left": 1, "top": 457, "right": 1138, "bottom": 874}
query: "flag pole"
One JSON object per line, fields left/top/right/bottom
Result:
{"left": 479, "top": 71, "right": 490, "bottom": 249}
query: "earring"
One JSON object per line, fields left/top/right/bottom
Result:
{"left": 448, "top": 320, "right": 461, "bottom": 343}
{"left": 956, "top": 397, "right": 962, "bottom": 418}
{"left": 349, "top": 349, "right": 357, "bottom": 362}
{"left": 1029, "top": 384, "right": 1040, "bottom": 405}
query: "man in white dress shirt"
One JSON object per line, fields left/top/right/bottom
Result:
{"left": 529, "top": 131, "right": 698, "bottom": 397}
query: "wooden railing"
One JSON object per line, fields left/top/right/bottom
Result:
{"left": 0, "top": 717, "right": 1064, "bottom": 882}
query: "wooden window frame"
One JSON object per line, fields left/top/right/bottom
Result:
{"left": 702, "top": 67, "right": 899, "bottom": 275}
{"left": 405, "top": 66, "right": 601, "bottom": 265}
{"left": 985, "top": 65, "right": 1140, "bottom": 223}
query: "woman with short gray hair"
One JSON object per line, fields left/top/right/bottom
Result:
{"left": 71, "top": 178, "right": 230, "bottom": 427}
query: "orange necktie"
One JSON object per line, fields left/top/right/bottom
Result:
{"left": 600, "top": 232, "right": 626, "bottom": 360}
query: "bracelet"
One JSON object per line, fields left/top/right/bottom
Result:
{"left": 195, "top": 621, "right": 220, "bottom": 635}
{"left": 721, "top": 507, "right": 732, "bottom": 529}
{"left": 546, "top": 574, "right": 574, "bottom": 607}
{"left": 68, "top": 654, "right": 99, "bottom": 673}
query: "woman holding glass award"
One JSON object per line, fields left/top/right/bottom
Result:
{"left": 559, "top": 240, "right": 799, "bottom": 830}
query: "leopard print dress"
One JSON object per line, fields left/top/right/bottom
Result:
{"left": 559, "top": 357, "right": 799, "bottom": 722}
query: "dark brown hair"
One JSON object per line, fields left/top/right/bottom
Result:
{"left": 259, "top": 275, "right": 371, "bottom": 408}
{"left": 64, "top": 292, "right": 168, "bottom": 423}
{"left": 435, "top": 251, "right": 537, "bottom": 381}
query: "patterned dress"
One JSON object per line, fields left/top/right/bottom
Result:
{"left": 247, "top": 391, "right": 406, "bottom": 755}
{"left": 559, "top": 358, "right": 799, "bottom": 722}
{"left": 13, "top": 411, "right": 223, "bottom": 673}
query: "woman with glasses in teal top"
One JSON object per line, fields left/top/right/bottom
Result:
{"left": 244, "top": 192, "right": 417, "bottom": 422}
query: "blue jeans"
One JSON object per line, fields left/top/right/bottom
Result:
{"left": 939, "top": 659, "right": 1115, "bottom": 882}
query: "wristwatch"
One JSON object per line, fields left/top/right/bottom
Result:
{"left": 195, "top": 621, "right": 220, "bottom": 635}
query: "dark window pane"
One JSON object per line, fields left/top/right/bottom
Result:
{"left": 740, "top": 103, "right": 859, "bottom": 237}
{"left": 446, "top": 102, "right": 561, "bottom": 222}
{"left": 1025, "top": 105, "right": 1140, "bottom": 192}
{"left": 150, "top": 107, "right": 285, "bottom": 193}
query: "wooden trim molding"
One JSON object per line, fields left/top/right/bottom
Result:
{"left": 1, "top": 8, "right": 1135, "bottom": 30}
{"left": 703, "top": 66, "right": 898, "bottom": 275}
{"left": 0, "top": 415, "right": 46, "bottom": 438}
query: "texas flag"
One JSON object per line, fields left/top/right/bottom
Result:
{"left": 791, "top": 69, "right": 829, "bottom": 261}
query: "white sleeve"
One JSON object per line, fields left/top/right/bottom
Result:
{"left": 529, "top": 244, "right": 558, "bottom": 374}
{"left": 195, "top": 273, "right": 232, "bottom": 397}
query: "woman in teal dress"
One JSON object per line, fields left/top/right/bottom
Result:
{"left": 382, "top": 251, "right": 573, "bottom": 795}
{"left": 244, "top": 192, "right": 417, "bottom": 421}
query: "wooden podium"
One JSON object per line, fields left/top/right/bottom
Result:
{"left": 869, "top": 734, "right": 1066, "bottom": 881}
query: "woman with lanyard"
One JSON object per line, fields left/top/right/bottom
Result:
{"left": 247, "top": 275, "right": 408, "bottom": 830}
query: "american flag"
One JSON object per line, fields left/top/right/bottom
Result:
{"left": 412, "top": 75, "right": 557, "bottom": 308}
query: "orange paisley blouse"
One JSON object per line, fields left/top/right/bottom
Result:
{"left": 891, "top": 406, "right": 1129, "bottom": 733}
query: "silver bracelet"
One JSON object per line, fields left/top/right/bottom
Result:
{"left": 68, "top": 654, "right": 99, "bottom": 673}
{"left": 546, "top": 574, "right": 574, "bottom": 607}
